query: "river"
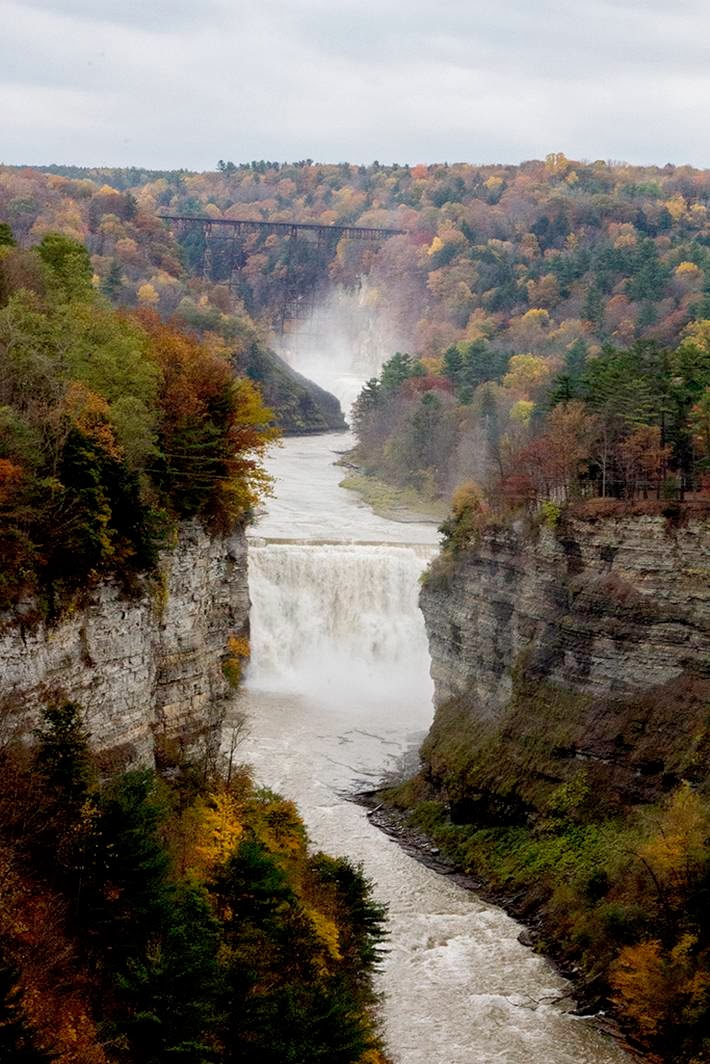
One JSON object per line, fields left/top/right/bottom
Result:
{"left": 227, "top": 431, "right": 628, "bottom": 1064}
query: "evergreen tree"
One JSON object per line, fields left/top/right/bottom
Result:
{"left": 33, "top": 700, "right": 93, "bottom": 813}
{"left": 0, "top": 222, "right": 16, "bottom": 248}
{"left": 100, "top": 259, "right": 124, "bottom": 301}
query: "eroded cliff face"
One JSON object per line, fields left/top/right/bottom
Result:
{"left": 0, "top": 520, "right": 250, "bottom": 766}
{"left": 419, "top": 513, "right": 710, "bottom": 812}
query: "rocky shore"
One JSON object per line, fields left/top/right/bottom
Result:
{"left": 353, "top": 786, "right": 645, "bottom": 1061}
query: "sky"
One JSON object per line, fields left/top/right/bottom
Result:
{"left": 2, "top": 0, "right": 709, "bottom": 171}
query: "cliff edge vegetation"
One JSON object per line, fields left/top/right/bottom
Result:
{"left": 354, "top": 286, "right": 710, "bottom": 1062}
{"left": 0, "top": 701, "right": 389, "bottom": 1063}
{"left": 0, "top": 225, "right": 277, "bottom": 621}
{"left": 385, "top": 508, "right": 709, "bottom": 1064}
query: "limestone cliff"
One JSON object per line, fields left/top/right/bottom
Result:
{"left": 419, "top": 511, "right": 710, "bottom": 813}
{"left": 0, "top": 520, "right": 250, "bottom": 766}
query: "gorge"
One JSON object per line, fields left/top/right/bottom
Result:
{"left": 232, "top": 431, "right": 631, "bottom": 1064}
{"left": 1, "top": 156, "right": 709, "bottom": 1061}
{"left": 0, "top": 520, "right": 250, "bottom": 766}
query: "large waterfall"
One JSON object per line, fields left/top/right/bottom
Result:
{"left": 248, "top": 542, "right": 434, "bottom": 706}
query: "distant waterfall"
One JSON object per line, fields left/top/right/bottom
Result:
{"left": 247, "top": 542, "right": 434, "bottom": 706}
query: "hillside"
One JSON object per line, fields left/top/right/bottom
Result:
{"left": 383, "top": 510, "right": 710, "bottom": 1063}
{"left": 0, "top": 225, "right": 387, "bottom": 1064}
{"left": 5, "top": 156, "right": 710, "bottom": 355}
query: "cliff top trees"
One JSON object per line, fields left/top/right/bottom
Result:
{"left": 0, "top": 228, "right": 277, "bottom": 615}
{"left": 352, "top": 323, "right": 710, "bottom": 518}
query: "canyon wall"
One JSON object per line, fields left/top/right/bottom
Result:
{"left": 0, "top": 520, "right": 250, "bottom": 766}
{"left": 419, "top": 512, "right": 710, "bottom": 812}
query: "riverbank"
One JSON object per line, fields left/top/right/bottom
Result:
{"left": 337, "top": 466, "right": 448, "bottom": 524}
{"left": 353, "top": 787, "right": 644, "bottom": 1063}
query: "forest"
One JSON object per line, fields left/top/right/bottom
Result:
{"left": 2, "top": 155, "right": 710, "bottom": 1062}
{"left": 351, "top": 325, "right": 710, "bottom": 536}
{"left": 0, "top": 700, "right": 388, "bottom": 1062}
{"left": 0, "top": 224, "right": 275, "bottom": 618}
{"left": 4, "top": 155, "right": 710, "bottom": 357}
{"left": 3, "top": 155, "right": 710, "bottom": 521}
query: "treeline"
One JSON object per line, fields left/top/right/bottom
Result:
{"left": 0, "top": 701, "right": 388, "bottom": 1063}
{"left": 0, "top": 225, "right": 275, "bottom": 618}
{"left": 351, "top": 325, "right": 710, "bottom": 535}
{"left": 4, "top": 155, "right": 710, "bottom": 355}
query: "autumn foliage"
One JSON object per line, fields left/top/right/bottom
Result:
{"left": 0, "top": 702, "right": 389, "bottom": 1063}
{"left": 0, "top": 231, "right": 276, "bottom": 616}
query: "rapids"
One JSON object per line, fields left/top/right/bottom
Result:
{"left": 226, "top": 432, "right": 628, "bottom": 1064}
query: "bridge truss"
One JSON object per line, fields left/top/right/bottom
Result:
{"left": 158, "top": 212, "right": 404, "bottom": 332}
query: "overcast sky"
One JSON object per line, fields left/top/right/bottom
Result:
{"left": 2, "top": 0, "right": 709, "bottom": 170}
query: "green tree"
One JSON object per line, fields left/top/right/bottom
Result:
{"left": 0, "top": 222, "right": 16, "bottom": 248}
{"left": 99, "top": 260, "right": 124, "bottom": 302}
{"left": 379, "top": 352, "right": 425, "bottom": 393}
{"left": 36, "top": 233, "right": 93, "bottom": 300}
{"left": 33, "top": 700, "right": 93, "bottom": 813}
{"left": 117, "top": 883, "right": 222, "bottom": 1063}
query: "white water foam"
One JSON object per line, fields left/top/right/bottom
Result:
{"left": 248, "top": 542, "right": 434, "bottom": 707}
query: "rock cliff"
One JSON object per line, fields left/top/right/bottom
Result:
{"left": 0, "top": 520, "right": 250, "bottom": 766}
{"left": 419, "top": 511, "right": 710, "bottom": 812}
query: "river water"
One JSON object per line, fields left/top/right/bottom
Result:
{"left": 227, "top": 431, "right": 628, "bottom": 1064}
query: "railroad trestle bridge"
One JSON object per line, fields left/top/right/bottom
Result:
{"left": 158, "top": 212, "right": 404, "bottom": 331}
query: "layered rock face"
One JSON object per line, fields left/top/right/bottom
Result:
{"left": 0, "top": 521, "right": 250, "bottom": 766}
{"left": 419, "top": 513, "right": 710, "bottom": 809}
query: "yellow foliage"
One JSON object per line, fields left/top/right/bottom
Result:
{"left": 306, "top": 907, "right": 342, "bottom": 973}
{"left": 638, "top": 782, "right": 709, "bottom": 895}
{"left": 227, "top": 634, "right": 250, "bottom": 659}
{"left": 222, "top": 633, "right": 250, "bottom": 688}
{"left": 676, "top": 261, "right": 702, "bottom": 276}
{"left": 137, "top": 282, "right": 159, "bottom": 306}
{"left": 502, "top": 354, "right": 552, "bottom": 397}
{"left": 464, "top": 307, "right": 495, "bottom": 342}
{"left": 675, "top": 262, "right": 703, "bottom": 289}
{"left": 253, "top": 797, "right": 306, "bottom": 860}
{"left": 427, "top": 235, "right": 444, "bottom": 257}
{"left": 510, "top": 399, "right": 535, "bottom": 424}
{"left": 611, "top": 931, "right": 710, "bottom": 1043}
{"left": 682, "top": 318, "right": 710, "bottom": 351}
{"left": 613, "top": 225, "right": 637, "bottom": 250}
{"left": 522, "top": 308, "right": 550, "bottom": 324}
{"left": 610, "top": 939, "right": 667, "bottom": 1038}
{"left": 451, "top": 480, "right": 484, "bottom": 517}
{"left": 193, "top": 791, "right": 243, "bottom": 872}
{"left": 545, "top": 152, "right": 571, "bottom": 175}
{"left": 62, "top": 381, "right": 123, "bottom": 460}
{"left": 419, "top": 355, "right": 443, "bottom": 375}
{"left": 664, "top": 195, "right": 687, "bottom": 221}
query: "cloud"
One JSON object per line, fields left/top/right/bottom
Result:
{"left": 1, "top": 0, "right": 709, "bottom": 168}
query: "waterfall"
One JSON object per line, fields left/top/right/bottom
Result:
{"left": 234, "top": 435, "right": 628, "bottom": 1064}
{"left": 247, "top": 542, "right": 434, "bottom": 707}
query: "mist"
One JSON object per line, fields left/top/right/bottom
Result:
{"left": 274, "top": 281, "right": 407, "bottom": 419}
